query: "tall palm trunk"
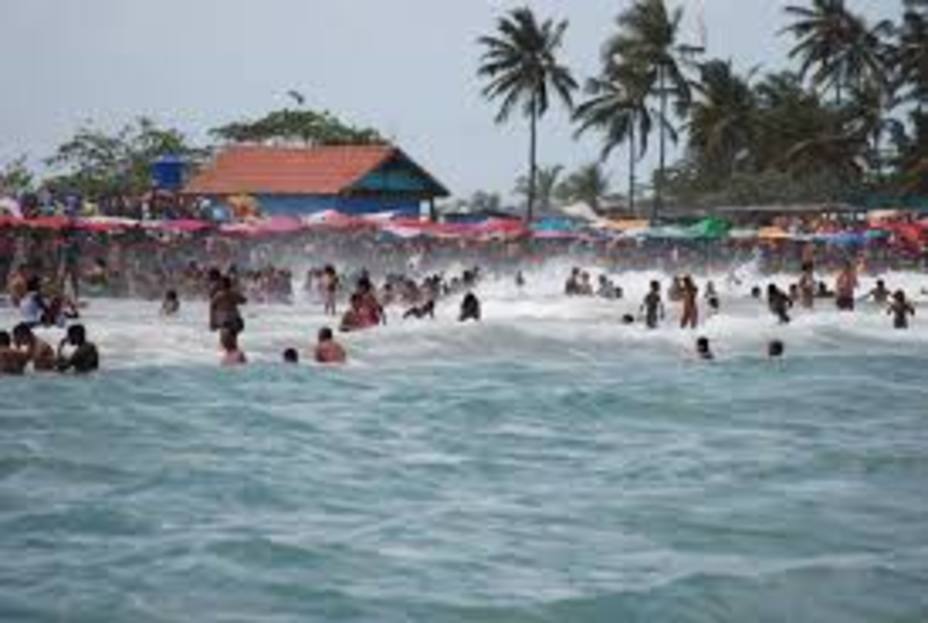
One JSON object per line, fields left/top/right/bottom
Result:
{"left": 629, "top": 117, "right": 637, "bottom": 215}
{"left": 527, "top": 92, "right": 538, "bottom": 223}
{"left": 655, "top": 64, "right": 667, "bottom": 221}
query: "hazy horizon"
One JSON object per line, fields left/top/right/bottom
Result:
{"left": 0, "top": 0, "right": 896, "bottom": 202}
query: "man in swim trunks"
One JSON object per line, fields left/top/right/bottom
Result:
{"left": 641, "top": 280, "right": 665, "bottom": 329}
{"left": 314, "top": 327, "right": 347, "bottom": 364}
{"left": 835, "top": 262, "right": 858, "bottom": 311}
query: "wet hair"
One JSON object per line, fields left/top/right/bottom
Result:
{"left": 165, "top": 290, "right": 178, "bottom": 300}
{"left": 319, "top": 327, "right": 334, "bottom": 341}
{"left": 751, "top": 286, "right": 762, "bottom": 299}
{"left": 893, "top": 289, "right": 906, "bottom": 302}
{"left": 876, "top": 279, "right": 885, "bottom": 288}
{"left": 650, "top": 280, "right": 660, "bottom": 291}
{"left": 768, "top": 340, "right": 784, "bottom": 358}
{"left": 12, "top": 323, "right": 33, "bottom": 343}
{"left": 697, "top": 337, "right": 710, "bottom": 352}
{"left": 67, "top": 324, "right": 86, "bottom": 345}
{"left": 283, "top": 348, "right": 299, "bottom": 363}
{"left": 621, "top": 314, "right": 635, "bottom": 325}
{"left": 0, "top": 331, "right": 10, "bottom": 348}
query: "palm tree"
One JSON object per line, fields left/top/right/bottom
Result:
{"left": 477, "top": 7, "right": 578, "bottom": 222}
{"left": 515, "top": 164, "right": 564, "bottom": 215}
{"left": 604, "top": 0, "right": 700, "bottom": 219}
{"left": 896, "top": 0, "right": 928, "bottom": 108}
{"left": 781, "top": 0, "right": 892, "bottom": 104}
{"left": 556, "top": 163, "right": 611, "bottom": 212}
{"left": 686, "top": 60, "right": 758, "bottom": 181}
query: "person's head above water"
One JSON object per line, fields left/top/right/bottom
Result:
{"left": 696, "top": 336, "right": 713, "bottom": 359}
{"left": 877, "top": 279, "right": 886, "bottom": 289}
{"left": 283, "top": 348, "right": 299, "bottom": 364}
{"left": 66, "top": 324, "right": 87, "bottom": 346}
{"left": 893, "top": 289, "right": 907, "bottom": 303}
{"left": 12, "top": 323, "right": 34, "bottom": 347}
{"left": 768, "top": 339, "right": 784, "bottom": 358}
{"left": 318, "top": 327, "right": 334, "bottom": 343}
{"left": 751, "top": 286, "right": 762, "bottom": 299}
{"left": 650, "top": 280, "right": 660, "bottom": 292}
{"left": 0, "top": 331, "right": 10, "bottom": 348}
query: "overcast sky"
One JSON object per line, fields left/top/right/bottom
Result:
{"left": 0, "top": 0, "right": 896, "bottom": 200}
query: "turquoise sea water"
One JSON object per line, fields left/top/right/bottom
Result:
{"left": 2, "top": 269, "right": 928, "bottom": 622}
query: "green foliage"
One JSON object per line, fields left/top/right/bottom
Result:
{"left": 45, "top": 117, "right": 204, "bottom": 199}
{"left": 477, "top": 6, "right": 577, "bottom": 220}
{"left": 0, "top": 155, "right": 34, "bottom": 195}
{"left": 210, "top": 108, "right": 383, "bottom": 145}
{"left": 556, "top": 163, "right": 610, "bottom": 211}
{"left": 514, "top": 165, "right": 563, "bottom": 214}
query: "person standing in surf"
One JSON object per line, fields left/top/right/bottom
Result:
{"left": 680, "top": 275, "right": 699, "bottom": 329}
{"left": 887, "top": 290, "right": 915, "bottom": 329}
{"left": 641, "top": 280, "right": 665, "bottom": 329}
{"left": 835, "top": 262, "right": 858, "bottom": 312}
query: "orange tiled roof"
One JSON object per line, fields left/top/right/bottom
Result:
{"left": 183, "top": 145, "right": 397, "bottom": 196}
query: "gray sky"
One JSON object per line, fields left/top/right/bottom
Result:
{"left": 0, "top": 0, "right": 896, "bottom": 201}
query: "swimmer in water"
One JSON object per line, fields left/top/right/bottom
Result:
{"left": 404, "top": 299, "right": 435, "bottom": 320}
{"left": 460, "top": 292, "right": 481, "bottom": 322}
{"left": 314, "top": 327, "right": 347, "bottom": 365}
{"left": 0, "top": 330, "right": 29, "bottom": 375}
{"left": 515, "top": 271, "right": 525, "bottom": 289}
{"left": 798, "top": 262, "right": 816, "bottom": 309}
{"left": 768, "top": 284, "right": 793, "bottom": 324}
{"left": 868, "top": 279, "right": 890, "bottom": 305}
{"left": 751, "top": 285, "right": 762, "bottom": 300}
{"left": 680, "top": 275, "right": 699, "bottom": 330}
{"left": 219, "top": 327, "right": 247, "bottom": 366}
{"left": 56, "top": 324, "right": 99, "bottom": 374}
{"left": 696, "top": 336, "right": 714, "bottom": 361}
{"left": 704, "top": 280, "right": 720, "bottom": 315}
{"left": 161, "top": 290, "right": 180, "bottom": 316}
{"left": 768, "top": 339, "right": 784, "bottom": 359}
{"left": 640, "top": 281, "right": 665, "bottom": 329}
{"left": 282, "top": 348, "right": 299, "bottom": 364}
{"left": 887, "top": 290, "right": 915, "bottom": 329}
{"left": 12, "top": 323, "right": 56, "bottom": 372}
{"left": 210, "top": 276, "right": 246, "bottom": 334}
{"left": 835, "top": 262, "right": 858, "bottom": 311}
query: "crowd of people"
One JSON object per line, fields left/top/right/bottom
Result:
{"left": 0, "top": 223, "right": 925, "bottom": 376}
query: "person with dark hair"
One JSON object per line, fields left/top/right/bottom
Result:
{"left": 768, "top": 284, "right": 793, "bottom": 324}
{"left": 888, "top": 290, "right": 915, "bottom": 329}
{"left": 798, "top": 262, "right": 816, "bottom": 309}
{"left": 282, "top": 348, "right": 299, "bottom": 364}
{"left": 459, "top": 292, "right": 481, "bottom": 322}
{"left": 12, "top": 323, "right": 56, "bottom": 371}
{"left": 768, "top": 340, "right": 785, "bottom": 359}
{"left": 161, "top": 290, "right": 180, "bottom": 316}
{"left": 641, "top": 281, "right": 665, "bottom": 329}
{"left": 0, "top": 330, "right": 29, "bottom": 375}
{"left": 404, "top": 299, "right": 435, "bottom": 320}
{"left": 19, "top": 276, "right": 47, "bottom": 326}
{"left": 835, "top": 262, "right": 858, "bottom": 311}
{"left": 219, "top": 327, "right": 246, "bottom": 366}
{"left": 696, "top": 336, "right": 714, "bottom": 361}
{"left": 680, "top": 275, "right": 699, "bottom": 329}
{"left": 314, "top": 327, "right": 346, "bottom": 364}
{"left": 209, "top": 276, "right": 246, "bottom": 334}
{"left": 57, "top": 324, "right": 99, "bottom": 374}
{"left": 868, "top": 279, "right": 891, "bottom": 305}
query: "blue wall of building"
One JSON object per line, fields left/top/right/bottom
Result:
{"left": 213, "top": 194, "right": 422, "bottom": 217}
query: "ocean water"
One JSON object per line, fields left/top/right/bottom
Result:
{"left": 2, "top": 266, "right": 928, "bottom": 622}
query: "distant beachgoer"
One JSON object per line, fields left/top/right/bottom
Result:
{"left": 314, "top": 327, "right": 347, "bottom": 365}
{"left": 868, "top": 279, "right": 890, "bottom": 305}
{"left": 7, "top": 265, "right": 28, "bottom": 307}
{"left": 817, "top": 281, "right": 835, "bottom": 299}
{"left": 888, "top": 290, "right": 915, "bottom": 329}
{"left": 0, "top": 330, "right": 28, "bottom": 375}
{"left": 57, "top": 324, "right": 99, "bottom": 374}
{"left": 42, "top": 295, "right": 80, "bottom": 328}
{"left": 12, "top": 323, "right": 56, "bottom": 372}
{"left": 680, "top": 275, "right": 699, "bottom": 329}
{"left": 641, "top": 281, "right": 665, "bottom": 329}
{"left": 282, "top": 348, "right": 299, "bottom": 364}
{"left": 768, "top": 339, "right": 784, "bottom": 359}
{"left": 751, "top": 285, "right": 762, "bottom": 300}
{"left": 19, "top": 277, "right": 47, "bottom": 326}
{"left": 621, "top": 314, "right": 635, "bottom": 325}
{"left": 459, "top": 292, "right": 481, "bottom": 322}
{"left": 404, "top": 299, "right": 435, "bottom": 320}
{"left": 696, "top": 336, "right": 714, "bottom": 361}
{"left": 565, "top": 268, "right": 580, "bottom": 296}
{"left": 515, "top": 271, "right": 525, "bottom": 289}
{"left": 768, "top": 284, "right": 793, "bottom": 324}
{"left": 704, "top": 280, "right": 720, "bottom": 314}
{"left": 210, "top": 276, "right": 246, "bottom": 334}
{"left": 340, "top": 294, "right": 365, "bottom": 332}
{"left": 668, "top": 276, "right": 684, "bottom": 303}
{"left": 161, "top": 290, "right": 180, "bottom": 316}
{"left": 798, "top": 263, "right": 816, "bottom": 309}
{"left": 58, "top": 231, "right": 82, "bottom": 302}
{"left": 219, "top": 328, "right": 247, "bottom": 366}
{"left": 321, "top": 265, "right": 339, "bottom": 316}
{"left": 835, "top": 263, "right": 858, "bottom": 311}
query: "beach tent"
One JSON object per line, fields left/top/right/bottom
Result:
{"left": 685, "top": 217, "right": 731, "bottom": 240}
{"left": 559, "top": 202, "right": 603, "bottom": 223}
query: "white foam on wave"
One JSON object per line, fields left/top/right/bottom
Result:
{"left": 2, "top": 263, "right": 927, "bottom": 371}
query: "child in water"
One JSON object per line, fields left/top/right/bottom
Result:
{"left": 768, "top": 339, "right": 785, "bottom": 359}
{"left": 887, "top": 290, "right": 915, "bottom": 329}
{"left": 640, "top": 281, "right": 665, "bottom": 329}
{"left": 314, "top": 327, "right": 347, "bottom": 364}
{"left": 460, "top": 292, "right": 481, "bottom": 322}
{"left": 282, "top": 348, "right": 299, "bottom": 364}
